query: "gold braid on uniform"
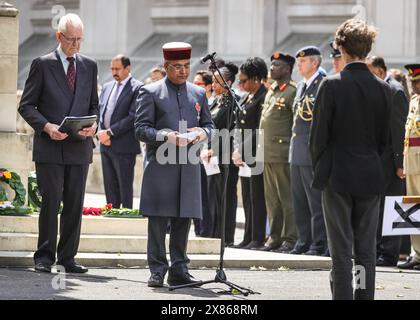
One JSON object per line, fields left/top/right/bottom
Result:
{"left": 297, "top": 95, "right": 314, "bottom": 122}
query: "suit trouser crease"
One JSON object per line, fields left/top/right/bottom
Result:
{"left": 147, "top": 216, "right": 191, "bottom": 276}
{"left": 264, "top": 162, "right": 296, "bottom": 246}
{"left": 322, "top": 185, "right": 379, "bottom": 300}
{"left": 34, "top": 163, "right": 89, "bottom": 265}
{"left": 406, "top": 175, "right": 420, "bottom": 262}
{"left": 249, "top": 173, "right": 268, "bottom": 243}
{"left": 101, "top": 149, "right": 136, "bottom": 209}
{"left": 291, "top": 165, "right": 327, "bottom": 251}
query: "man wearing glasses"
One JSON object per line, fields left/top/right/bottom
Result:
{"left": 135, "top": 42, "right": 214, "bottom": 288}
{"left": 19, "top": 14, "right": 98, "bottom": 274}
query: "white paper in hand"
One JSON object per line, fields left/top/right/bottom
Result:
{"left": 203, "top": 156, "right": 220, "bottom": 176}
{"left": 238, "top": 163, "right": 252, "bottom": 177}
{"left": 178, "top": 131, "right": 199, "bottom": 142}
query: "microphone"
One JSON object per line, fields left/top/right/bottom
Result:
{"left": 200, "top": 52, "right": 216, "bottom": 64}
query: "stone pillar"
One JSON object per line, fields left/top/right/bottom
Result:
{"left": 0, "top": 1, "right": 31, "bottom": 203}
{"left": 0, "top": 1, "right": 18, "bottom": 132}
{"left": 208, "top": 0, "right": 277, "bottom": 59}
{"left": 80, "top": 0, "right": 154, "bottom": 57}
{"left": 374, "top": 0, "right": 418, "bottom": 61}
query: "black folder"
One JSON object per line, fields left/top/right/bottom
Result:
{"left": 58, "top": 115, "right": 97, "bottom": 141}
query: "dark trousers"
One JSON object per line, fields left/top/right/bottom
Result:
{"left": 240, "top": 176, "right": 252, "bottom": 244}
{"left": 377, "top": 174, "right": 407, "bottom": 264}
{"left": 291, "top": 165, "right": 326, "bottom": 252}
{"left": 101, "top": 149, "right": 136, "bottom": 209}
{"left": 322, "top": 184, "right": 380, "bottom": 300}
{"left": 147, "top": 216, "right": 191, "bottom": 276}
{"left": 197, "top": 164, "right": 213, "bottom": 237}
{"left": 249, "top": 173, "right": 267, "bottom": 243}
{"left": 34, "top": 163, "right": 89, "bottom": 266}
{"left": 207, "top": 164, "right": 239, "bottom": 244}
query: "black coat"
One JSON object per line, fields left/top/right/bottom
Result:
{"left": 208, "top": 94, "right": 237, "bottom": 163}
{"left": 310, "top": 62, "right": 392, "bottom": 195}
{"left": 99, "top": 77, "right": 143, "bottom": 154}
{"left": 234, "top": 85, "right": 268, "bottom": 164}
{"left": 19, "top": 50, "right": 99, "bottom": 165}
{"left": 380, "top": 77, "right": 409, "bottom": 181}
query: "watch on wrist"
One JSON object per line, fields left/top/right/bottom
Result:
{"left": 106, "top": 130, "right": 112, "bottom": 137}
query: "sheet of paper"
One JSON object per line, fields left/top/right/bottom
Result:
{"left": 177, "top": 131, "right": 199, "bottom": 141}
{"left": 238, "top": 163, "right": 252, "bottom": 177}
{"left": 203, "top": 156, "right": 220, "bottom": 176}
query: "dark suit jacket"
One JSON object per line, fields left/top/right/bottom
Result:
{"left": 310, "top": 62, "right": 392, "bottom": 195}
{"left": 99, "top": 77, "right": 143, "bottom": 154}
{"left": 235, "top": 85, "right": 267, "bottom": 164}
{"left": 381, "top": 77, "right": 409, "bottom": 182}
{"left": 19, "top": 50, "right": 99, "bottom": 165}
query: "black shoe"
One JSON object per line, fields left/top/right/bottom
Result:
{"left": 167, "top": 272, "right": 201, "bottom": 286}
{"left": 34, "top": 262, "right": 51, "bottom": 273}
{"left": 398, "top": 257, "right": 420, "bottom": 270}
{"left": 148, "top": 273, "right": 164, "bottom": 288}
{"left": 376, "top": 257, "right": 397, "bottom": 267}
{"left": 275, "top": 242, "right": 295, "bottom": 253}
{"left": 58, "top": 263, "right": 88, "bottom": 274}
{"left": 289, "top": 247, "right": 307, "bottom": 255}
{"left": 260, "top": 244, "right": 281, "bottom": 252}
{"left": 243, "top": 241, "right": 265, "bottom": 250}
{"left": 231, "top": 240, "right": 250, "bottom": 249}
{"left": 304, "top": 249, "right": 323, "bottom": 256}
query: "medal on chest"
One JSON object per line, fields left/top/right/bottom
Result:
{"left": 195, "top": 102, "right": 201, "bottom": 122}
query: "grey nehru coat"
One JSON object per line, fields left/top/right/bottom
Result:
{"left": 135, "top": 77, "right": 214, "bottom": 219}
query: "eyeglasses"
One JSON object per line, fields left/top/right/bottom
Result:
{"left": 194, "top": 81, "right": 206, "bottom": 86}
{"left": 238, "top": 78, "right": 249, "bottom": 85}
{"left": 168, "top": 63, "right": 190, "bottom": 71}
{"left": 60, "top": 32, "right": 83, "bottom": 44}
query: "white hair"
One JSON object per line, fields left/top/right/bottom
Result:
{"left": 57, "top": 13, "right": 84, "bottom": 33}
{"left": 310, "top": 55, "right": 322, "bottom": 68}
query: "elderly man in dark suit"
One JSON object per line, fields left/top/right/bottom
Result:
{"left": 135, "top": 42, "right": 214, "bottom": 288}
{"left": 97, "top": 55, "right": 143, "bottom": 209}
{"left": 310, "top": 19, "right": 391, "bottom": 300}
{"left": 18, "top": 13, "right": 98, "bottom": 274}
{"left": 366, "top": 56, "right": 409, "bottom": 267}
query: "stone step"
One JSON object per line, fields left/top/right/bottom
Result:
{"left": 0, "top": 233, "right": 220, "bottom": 254}
{"left": 0, "top": 250, "right": 332, "bottom": 269}
{"left": 0, "top": 215, "right": 148, "bottom": 236}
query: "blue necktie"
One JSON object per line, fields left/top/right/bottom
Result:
{"left": 103, "top": 82, "right": 121, "bottom": 129}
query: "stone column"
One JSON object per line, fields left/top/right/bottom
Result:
{"left": 0, "top": 1, "right": 31, "bottom": 204}
{"left": 208, "top": 0, "right": 277, "bottom": 59}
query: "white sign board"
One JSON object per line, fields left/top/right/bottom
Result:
{"left": 382, "top": 196, "right": 420, "bottom": 236}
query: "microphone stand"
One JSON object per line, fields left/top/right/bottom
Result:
{"left": 169, "top": 55, "right": 257, "bottom": 296}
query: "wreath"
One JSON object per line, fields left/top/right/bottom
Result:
{"left": 0, "top": 168, "right": 26, "bottom": 207}
{"left": 28, "top": 171, "right": 42, "bottom": 210}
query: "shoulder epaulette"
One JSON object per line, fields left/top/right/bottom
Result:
{"left": 289, "top": 80, "right": 297, "bottom": 88}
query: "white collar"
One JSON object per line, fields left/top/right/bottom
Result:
{"left": 304, "top": 70, "right": 320, "bottom": 88}
{"left": 116, "top": 74, "right": 132, "bottom": 87}
{"left": 57, "top": 45, "right": 76, "bottom": 61}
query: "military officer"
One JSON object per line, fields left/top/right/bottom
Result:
{"left": 398, "top": 63, "right": 420, "bottom": 270}
{"left": 289, "top": 46, "right": 327, "bottom": 255}
{"left": 258, "top": 52, "right": 298, "bottom": 252}
{"left": 329, "top": 41, "right": 345, "bottom": 74}
{"left": 135, "top": 42, "right": 215, "bottom": 287}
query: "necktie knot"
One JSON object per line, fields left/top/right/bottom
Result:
{"left": 67, "top": 57, "right": 75, "bottom": 63}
